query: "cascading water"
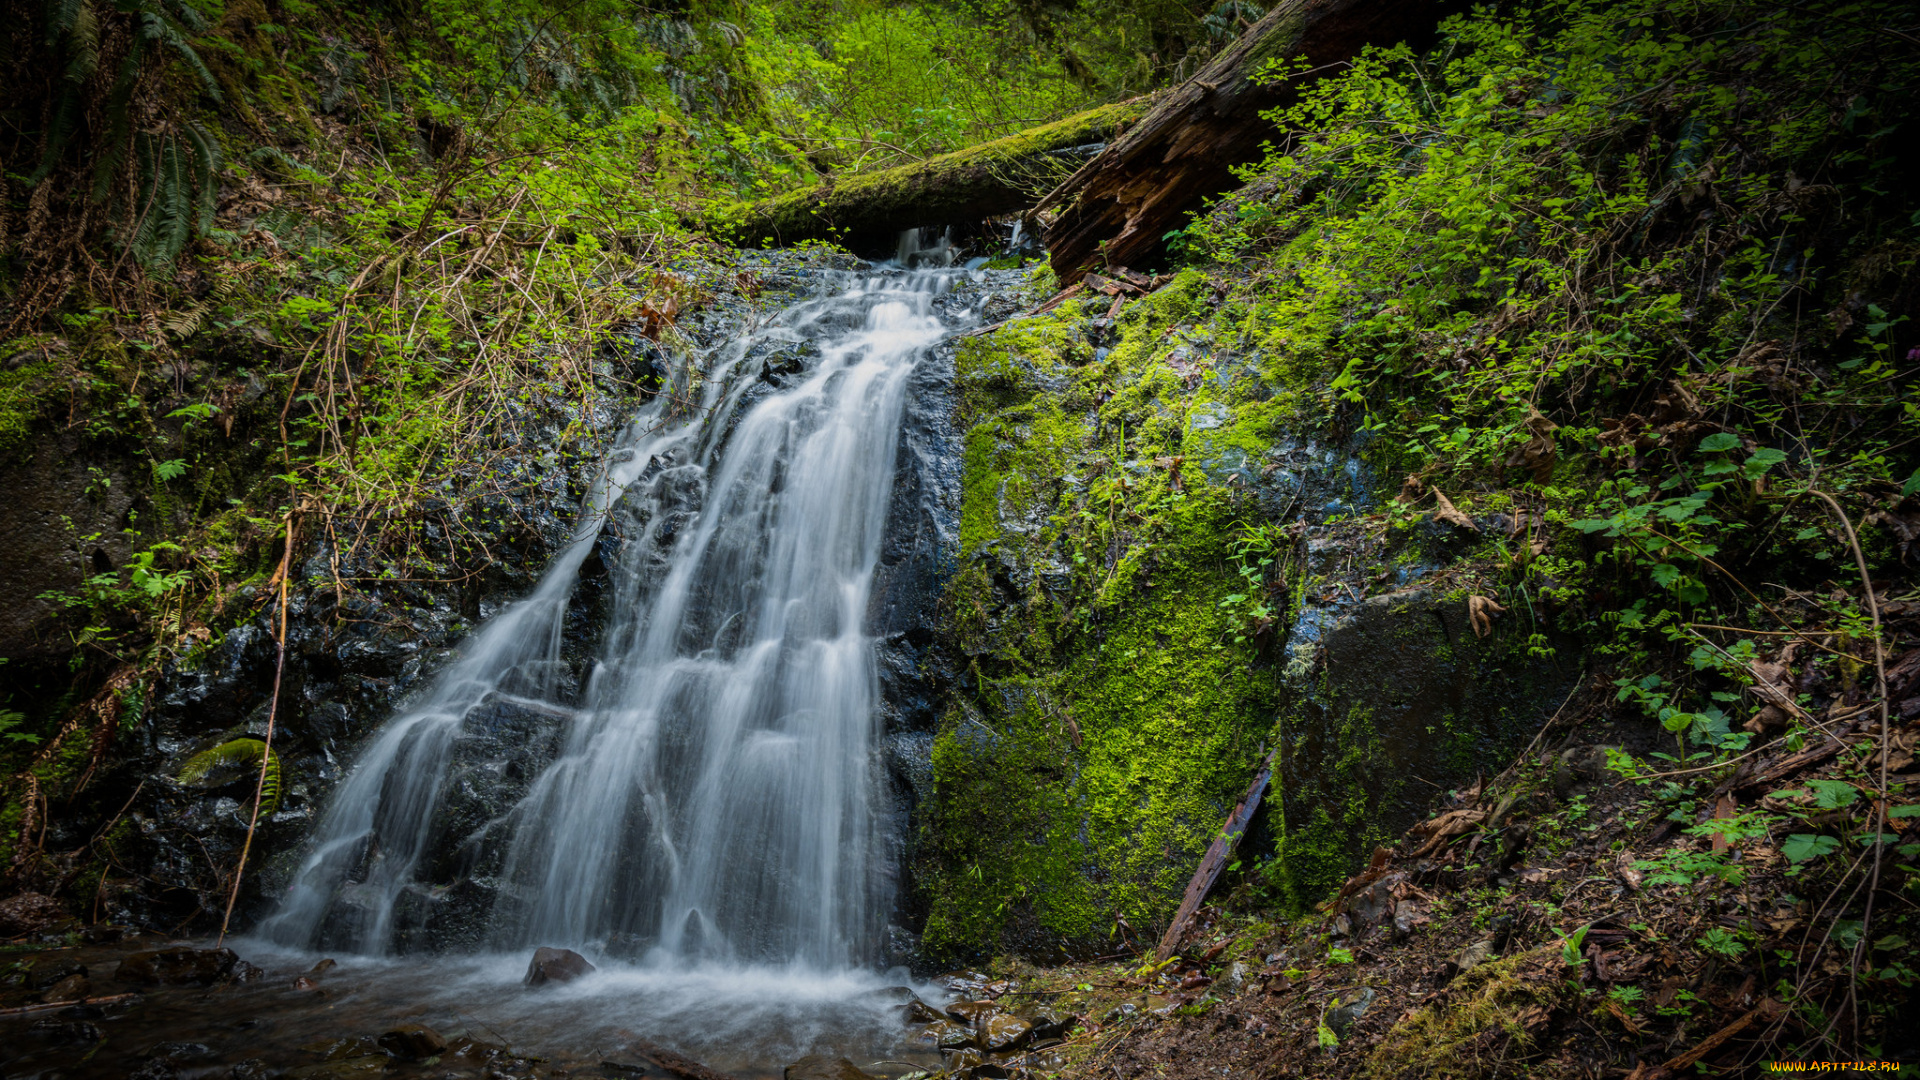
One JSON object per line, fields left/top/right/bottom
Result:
{"left": 261, "top": 248, "right": 985, "bottom": 972}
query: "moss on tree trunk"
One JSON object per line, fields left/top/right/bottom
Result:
{"left": 714, "top": 98, "right": 1152, "bottom": 252}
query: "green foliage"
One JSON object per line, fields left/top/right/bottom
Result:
{"left": 175, "top": 737, "right": 281, "bottom": 816}
{"left": 1179, "top": 0, "right": 1918, "bottom": 804}
{"left": 0, "top": 710, "right": 41, "bottom": 746}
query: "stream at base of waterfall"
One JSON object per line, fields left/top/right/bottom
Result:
{"left": 0, "top": 243, "right": 1049, "bottom": 1079}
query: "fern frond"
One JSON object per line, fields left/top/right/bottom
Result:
{"left": 90, "top": 102, "right": 134, "bottom": 202}
{"left": 141, "top": 10, "right": 222, "bottom": 102}
{"left": 45, "top": 0, "right": 85, "bottom": 44}
{"left": 182, "top": 121, "right": 220, "bottom": 232}
{"left": 126, "top": 134, "right": 161, "bottom": 254}
{"left": 163, "top": 299, "right": 207, "bottom": 338}
{"left": 27, "top": 91, "right": 82, "bottom": 185}
{"left": 62, "top": 1, "right": 99, "bottom": 83}
{"left": 153, "top": 137, "right": 192, "bottom": 266}
{"left": 159, "top": 0, "right": 208, "bottom": 34}
{"left": 176, "top": 737, "right": 282, "bottom": 816}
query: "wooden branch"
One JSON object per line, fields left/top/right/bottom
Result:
{"left": 1154, "top": 748, "right": 1280, "bottom": 962}
{"left": 716, "top": 99, "right": 1152, "bottom": 252}
{"left": 0, "top": 993, "right": 141, "bottom": 1017}
{"left": 1035, "top": 0, "right": 1439, "bottom": 282}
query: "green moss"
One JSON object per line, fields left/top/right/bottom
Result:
{"left": 0, "top": 358, "right": 60, "bottom": 460}
{"left": 924, "top": 293, "right": 1287, "bottom": 959}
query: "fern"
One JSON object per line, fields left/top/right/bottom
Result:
{"left": 45, "top": 0, "right": 86, "bottom": 44}
{"left": 61, "top": 1, "right": 99, "bottom": 83}
{"left": 176, "top": 738, "right": 282, "bottom": 816}
{"left": 137, "top": 8, "right": 221, "bottom": 102}
{"left": 182, "top": 122, "right": 219, "bottom": 231}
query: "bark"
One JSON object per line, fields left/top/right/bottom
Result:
{"left": 1035, "top": 0, "right": 1438, "bottom": 282}
{"left": 1154, "top": 748, "right": 1279, "bottom": 962}
{"left": 718, "top": 99, "right": 1151, "bottom": 252}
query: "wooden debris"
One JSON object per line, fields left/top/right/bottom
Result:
{"left": 1036, "top": 0, "right": 1440, "bottom": 280}
{"left": 1154, "top": 748, "right": 1280, "bottom": 961}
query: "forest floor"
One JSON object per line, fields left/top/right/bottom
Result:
{"left": 923, "top": 668, "right": 1920, "bottom": 1080}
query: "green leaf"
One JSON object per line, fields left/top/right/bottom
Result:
{"left": 1781, "top": 833, "right": 1839, "bottom": 864}
{"left": 1888, "top": 805, "right": 1920, "bottom": 819}
{"left": 1804, "top": 779, "right": 1859, "bottom": 809}
{"left": 1697, "top": 433, "right": 1741, "bottom": 452}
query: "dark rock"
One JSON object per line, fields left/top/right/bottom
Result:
{"left": 309, "top": 957, "right": 338, "bottom": 974}
{"left": 44, "top": 973, "right": 92, "bottom": 1001}
{"left": 944, "top": 998, "right": 1000, "bottom": 1024}
{"left": 0, "top": 891, "right": 67, "bottom": 935}
{"left": 378, "top": 1022, "right": 449, "bottom": 1059}
{"left": 1027, "top": 1011, "right": 1080, "bottom": 1040}
{"left": 783, "top": 1055, "right": 877, "bottom": 1080}
{"left": 116, "top": 946, "right": 238, "bottom": 985}
{"left": 32, "top": 1018, "right": 104, "bottom": 1044}
{"left": 523, "top": 946, "right": 596, "bottom": 986}
{"left": 1325, "top": 986, "right": 1375, "bottom": 1036}
{"left": 146, "top": 1042, "right": 219, "bottom": 1063}
{"left": 903, "top": 995, "right": 945, "bottom": 1023}
{"left": 977, "top": 1011, "right": 1032, "bottom": 1050}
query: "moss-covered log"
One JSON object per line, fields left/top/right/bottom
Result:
{"left": 1035, "top": 0, "right": 1439, "bottom": 281}
{"left": 717, "top": 98, "right": 1151, "bottom": 252}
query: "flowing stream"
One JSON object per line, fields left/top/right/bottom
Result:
{"left": 261, "top": 243, "right": 985, "bottom": 983}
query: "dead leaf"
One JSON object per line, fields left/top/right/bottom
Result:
{"left": 1432, "top": 490, "right": 1477, "bottom": 531}
{"left": 1468, "top": 595, "right": 1507, "bottom": 638}
{"left": 1504, "top": 409, "right": 1559, "bottom": 483}
{"left": 1615, "top": 850, "right": 1644, "bottom": 892}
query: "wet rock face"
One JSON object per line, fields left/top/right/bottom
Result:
{"left": 0, "top": 437, "right": 135, "bottom": 663}
{"left": 1271, "top": 583, "right": 1579, "bottom": 905}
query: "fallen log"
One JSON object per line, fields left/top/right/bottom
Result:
{"left": 717, "top": 98, "right": 1151, "bottom": 252}
{"left": 1035, "top": 0, "right": 1438, "bottom": 282}
{"left": 1154, "top": 748, "right": 1281, "bottom": 962}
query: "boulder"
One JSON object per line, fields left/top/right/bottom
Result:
{"left": 977, "top": 1011, "right": 1032, "bottom": 1051}
{"left": 943, "top": 998, "right": 1000, "bottom": 1024}
{"left": 523, "top": 946, "right": 596, "bottom": 986}
{"left": 783, "top": 1055, "right": 876, "bottom": 1080}
{"left": 43, "top": 973, "right": 92, "bottom": 1002}
{"left": 116, "top": 947, "right": 238, "bottom": 986}
{"left": 0, "top": 892, "right": 67, "bottom": 935}
{"left": 378, "top": 1023, "right": 449, "bottom": 1060}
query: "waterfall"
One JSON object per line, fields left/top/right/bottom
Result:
{"left": 261, "top": 252, "right": 981, "bottom": 968}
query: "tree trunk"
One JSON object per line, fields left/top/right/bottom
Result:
{"left": 1035, "top": 0, "right": 1438, "bottom": 282}
{"left": 718, "top": 99, "right": 1151, "bottom": 253}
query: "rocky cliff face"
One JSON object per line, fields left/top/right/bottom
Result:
{"left": 912, "top": 270, "right": 1580, "bottom": 963}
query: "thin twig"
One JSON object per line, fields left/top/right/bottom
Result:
{"left": 216, "top": 512, "right": 296, "bottom": 947}
{"left": 1806, "top": 491, "right": 1888, "bottom": 1046}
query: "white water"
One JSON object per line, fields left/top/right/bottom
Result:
{"left": 261, "top": 254, "right": 979, "bottom": 972}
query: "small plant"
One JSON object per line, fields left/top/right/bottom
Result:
{"left": 1560, "top": 926, "right": 1589, "bottom": 966}
{"left": 1696, "top": 927, "right": 1748, "bottom": 960}
{"left": 0, "top": 708, "right": 40, "bottom": 745}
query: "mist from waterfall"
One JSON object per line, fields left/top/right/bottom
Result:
{"left": 259, "top": 251, "right": 976, "bottom": 969}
